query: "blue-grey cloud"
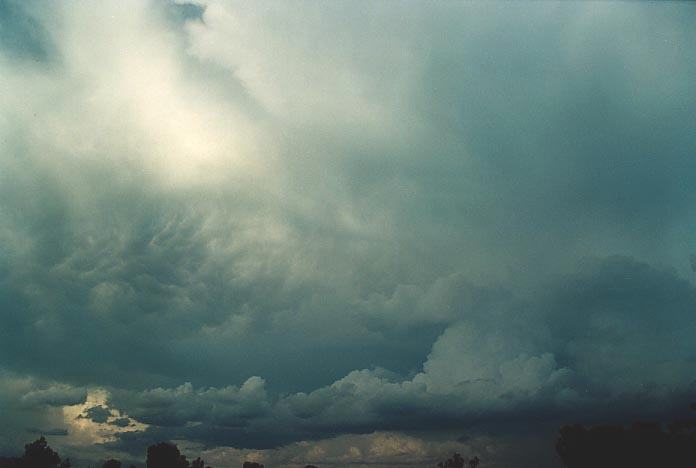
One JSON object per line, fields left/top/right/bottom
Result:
{"left": 79, "top": 406, "right": 112, "bottom": 424}
{"left": 102, "top": 257, "right": 696, "bottom": 455}
{"left": 27, "top": 428, "right": 69, "bottom": 437}
{"left": 2, "top": 1, "right": 696, "bottom": 466}
{"left": 0, "top": 0, "right": 56, "bottom": 63}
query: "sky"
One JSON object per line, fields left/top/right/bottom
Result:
{"left": 1, "top": 1, "right": 696, "bottom": 467}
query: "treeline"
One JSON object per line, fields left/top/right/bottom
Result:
{"left": 556, "top": 405, "right": 696, "bottom": 468}
{"left": 7, "top": 413, "right": 696, "bottom": 468}
{"left": 0, "top": 438, "right": 214, "bottom": 468}
{"left": 0, "top": 438, "right": 316, "bottom": 468}
{"left": 0, "top": 438, "right": 476, "bottom": 468}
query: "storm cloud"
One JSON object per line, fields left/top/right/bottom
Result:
{"left": 2, "top": 0, "right": 696, "bottom": 466}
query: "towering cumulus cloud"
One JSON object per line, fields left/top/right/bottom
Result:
{"left": 1, "top": 1, "right": 696, "bottom": 467}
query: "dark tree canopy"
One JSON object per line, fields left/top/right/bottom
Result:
{"left": 22, "top": 437, "right": 61, "bottom": 468}
{"left": 146, "top": 443, "right": 189, "bottom": 468}
{"left": 242, "top": 462, "right": 264, "bottom": 468}
{"left": 1, "top": 439, "right": 214, "bottom": 468}
{"left": 0, "top": 458, "right": 21, "bottom": 468}
{"left": 102, "top": 459, "right": 121, "bottom": 468}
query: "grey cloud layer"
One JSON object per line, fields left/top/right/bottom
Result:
{"left": 2, "top": 0, "right": 696, "bottom": 466}
{"left": 101, "top": 258, "right": 696, "bottom": 443}
{"left": 0, "top": 372, "right": 88, "bottom": 453}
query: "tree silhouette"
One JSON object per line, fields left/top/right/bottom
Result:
{"left": 437, "top": 453, "right": 479, "bottom": 468}
{"left": 22, "top": 437, "right": 61, "bottom": 468}
{"left": 146, "top": 443, "right": 189, "bottom": 468}
{"left": 438, "top": 453, "right": 463, "bottom": 468}
{"left": 242, "top": 462, "right": 264, "bottom": 468}
{"left": 2, "top": 439, "right": 216, "bottom": 468}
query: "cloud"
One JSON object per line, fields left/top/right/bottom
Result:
{"left": 0, "top": 0, "right": 56, "bottom": 63}
{"left": 80, "top": 406, "right": 113, "bottom": 424}
{"left": 0, "top": 372, "right": 87, "bottom": 454}
{"left": 98, "top": 257, "right": 696, "bottom": 461}
{"left": 2, "top": 0, "right": 696, "bottom": 466}
{"left": 110, "top": 418, "right": 132, "bottom": 428}
{"left": 194, "top": 431, "right": 495, "bottom": 468}
{"left": 27, "top": 428, "right": 69, "bottom": 437}
{"left": 112, "top": 378, "right": 270, "bottom": 428}
{"left": 20, "top": 385, "right": 88, "bottom": 408}
{"left": 3, "top": 0, "right": 696, "bottom": 392}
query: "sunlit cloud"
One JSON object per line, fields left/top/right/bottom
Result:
{"left": 63, "top": 389, "right": 147, "bottom": 446}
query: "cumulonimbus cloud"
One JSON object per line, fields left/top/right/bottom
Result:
{"left": 2, "top": 1, "right": 696, "bottom": 466}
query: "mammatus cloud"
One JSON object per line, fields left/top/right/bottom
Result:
{"left": 2, "top": 0, "right": 696, "bottom": 466}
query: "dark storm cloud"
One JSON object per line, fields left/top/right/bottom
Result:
{"left": 20, "top": 384, "right": 88, "bottom": 409}
{"left": 2, "top": 0, "right": 696, "bottom": 466}
{"left": 80, "top": 406, "right": 112, "bottom": 424}
{"left": 100, "top": 256, "right": 696, "bottom": 456}
{"left": 109, "top": 418, "right": 131, "bottom": 428}
{"left": 0, "top": 373, "right": 86, "bottom": 453}
{"left": 110, "top": 378, "right": 271, "bottom": 428}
